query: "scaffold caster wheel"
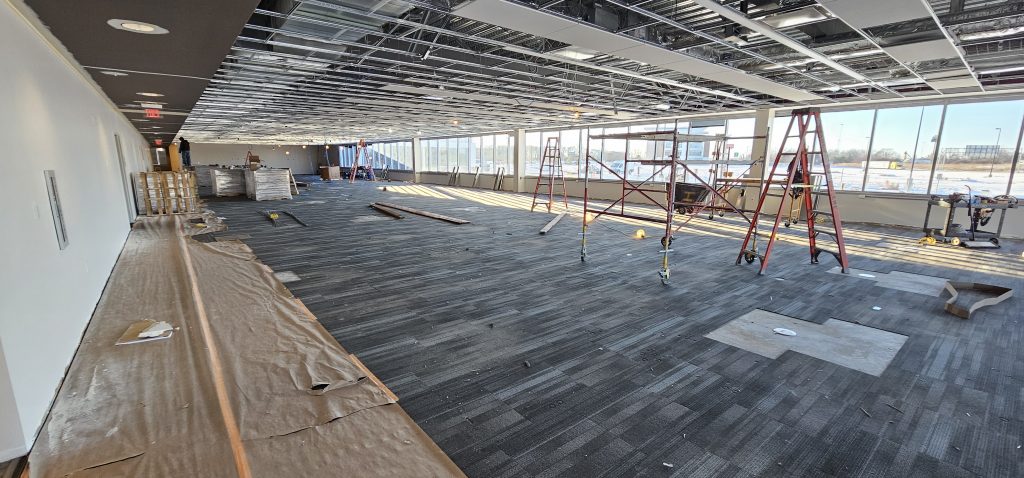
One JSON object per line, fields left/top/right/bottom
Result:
{"left": 743, "top": 251, "right": 756, "bottom": 264}
{"left": 580, "top": 251, "right": 587, "bottom": 262}
{"left": 950, "top": 237, "right": 961, "bottom": 246}
{"left": 659, "top": 270, "right": 669, "bottom": 285}
{"left": 990, "top": 238, "right": 1000, "bottom": 246}
{"left": 919, "top": 236, "right": 937, "bottom": 246}
{"left": 784, "top": 221, "right": 791, "bottom": 228}
{"left": 661, "top": 236, "right": 674, "bottom": 247}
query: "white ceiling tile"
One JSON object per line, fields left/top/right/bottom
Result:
{"left": 818, "top": 0, "right": 932, "bottom": 29}
{"left": 886, "top": 39, "right": 960, "bottom": 63}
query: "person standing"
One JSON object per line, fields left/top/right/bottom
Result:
{"left": 179, "top": 137, "right": 191, "bottom": 168}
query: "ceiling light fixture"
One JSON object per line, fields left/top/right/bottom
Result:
{"left": 759, "top": 5, "right": 831, "bottom": 29}
{"left": 100, "top": 70, "right": 128, "bottom": 77}
{"left": 550, "top": 46, "right": 600, "bottom": 61}
{"left": 106, "top": 19, "right": 169, "bottom": 35}
{"left": 651, "top": 104, "right": 671, "bottom": 110}
{"left": 137, "top": 92, "right": 164, "bottom": 97}
{"left": 979, "top": 65, "right": 1024, "bottom": 75}
{"left": 452, "top": 120, "right": 459, "bottom": 126}
{"left": 959, "top": 26, "right": 1024, "bottom": 42}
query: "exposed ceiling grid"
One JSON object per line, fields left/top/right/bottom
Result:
{"left": 30, "top": 0, "right": 1024, "bottom": 146}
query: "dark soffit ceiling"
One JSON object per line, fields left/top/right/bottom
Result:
{"left": 24, "top": 0, "right": 261, "bottom": 147}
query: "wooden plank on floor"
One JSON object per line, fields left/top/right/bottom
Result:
{"left": 539, "top": 212, "right": 567, "bottom": 235}
{"left": 369, "top": 203, "right": 404, "bottom": 219}
{"left": 372, "top": 202, "right": 469, "bottom": 224}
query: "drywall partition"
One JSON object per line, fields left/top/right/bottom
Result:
{"left": 189, "top": 143, "right": 319, "bottom": 174}
{"left": 0, "top": 0, "right": 151, "bottom": 457}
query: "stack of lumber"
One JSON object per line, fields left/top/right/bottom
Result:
{"left": 135, "top": 171, "right": 199, "bottom": 216}
{"left": 212, "top": 168, "right": 246, "bottom": 197}
{"left": 245, "top": 168, "right": 293, "bottom": 201}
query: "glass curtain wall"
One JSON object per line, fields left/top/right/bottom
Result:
{"left": 416, "top": 134, "right": 513, "bottom": 173}
{"left": 339, "top": 141, "right": 413, "bottom": 170}
{"left": 352, "top": 97, "right": 1024, "bottom": 196}
{"left": 931, "top": 100, "right": 1024, "bottom": 196}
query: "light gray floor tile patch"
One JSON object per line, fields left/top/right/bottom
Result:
{"left": 828, "top": 266, "right": 948, "bottom": 297}
{"left": 273, "top": 271, "right": 301, "bottom": 283}
{"left": 706, "top": 309, "right": 908, "bottom": 376}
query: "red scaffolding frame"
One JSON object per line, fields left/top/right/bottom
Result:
{"left": 579, "top": 128, "right": 766, "bottom": 284}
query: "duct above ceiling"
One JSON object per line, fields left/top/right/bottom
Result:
{"left": 453, "top": 0, "right": 822, "bottom": 103}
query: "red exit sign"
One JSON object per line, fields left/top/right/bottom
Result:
{"left": 145, "top": 109, "right": 161, "bottom": 119}
{"left": 154, "top": 139, "right": 163, "bottom": 146}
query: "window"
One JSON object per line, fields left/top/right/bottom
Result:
{"left": 481, "top": 135, "right": 495, "bottom": 173}
{"left": 495, "top": 134, "right": 512, "bottom": 174}
{"left": 560, "top": 129, "right": 581, "bottom": 178}
{"left": 583, "top": 127, "right": 603, "bottom": 179}
{"left": 602, "top": 127, "right": 627, "bottom": 179}
{"left": 931, "top": 100, "right": 1024, "bottom": 196}
{"left": 864, "top": 106, "right": 943, "bottom": 193}
{"left": 820, "top": 110, "right": 875, "bottom": 191}
{"left": 457, "top": 137, "right": 471, "bottom": 171}
{"left": 524, "top": 132, "right": 542, "bottom": 175}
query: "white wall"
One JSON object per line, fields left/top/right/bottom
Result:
{"left": 189, "top": 143, "right": 318, "bottom": 174}
{"left": 0, "top": 0, "right": 151, "bottom": 458}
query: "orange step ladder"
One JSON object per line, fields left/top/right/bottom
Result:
{"left": 530, "top": 137, "right": 569, "bottom": 212}
{"left": 350, "top": 139, "right": 376, "bottom": 182}
{"left": 737, "top": 107, "right": 850, "bottom": 275}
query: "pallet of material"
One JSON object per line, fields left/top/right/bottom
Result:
{"left": 211, "top": 168, "right": 246, "bottom": 197}
{"left": 135, "top": 171, "right": 199, "bottom": 216}
{"left": 245, "top": 168, "right": 293, "bottom": 201}
{"left": 193, "top": 165, "right": 217, "bottom": 196}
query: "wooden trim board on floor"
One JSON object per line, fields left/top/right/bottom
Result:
{"left": 369, "top": 203, "right": 404, "bottom": 219}
{"left": 539, "top": 212, "right": 567, "bottom": 235}
{"left": 372, "top": 202, "right": 470, "bottom": 224}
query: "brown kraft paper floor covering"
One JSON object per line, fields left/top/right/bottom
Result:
{"left": 28, "top": 216, "right": 464, "bottom": 477}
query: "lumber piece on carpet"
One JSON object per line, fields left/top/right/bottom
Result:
{"left": 539, "top": 212, "right": 567, "bottom": 235}
{"left": 369, "top": 203, "right": 404, "bottom": 219}
{"left": 372, "top": 202, "right": 469, "bottom": 224}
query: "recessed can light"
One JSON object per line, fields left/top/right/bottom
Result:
{"left": 100, "top": 70, "right": 129, "bottom": 77}
{"left": 106, "top": 19, "right": 169, "bottom": 35}
{"left": 137, "top": 92, "right": 164, "bottom": 97}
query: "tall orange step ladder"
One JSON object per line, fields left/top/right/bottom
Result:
{"left": 530, "top": 137, "right": 569, "bottom": 212}
{"left": 350, "top": 139, "right": 376, "bottom": 182}
{"left": 736, "top": 107, "right": 850, "bottom": 275}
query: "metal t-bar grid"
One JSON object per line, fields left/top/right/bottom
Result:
{"left": 579, "top": 129, "right": 763, "bottom": 284}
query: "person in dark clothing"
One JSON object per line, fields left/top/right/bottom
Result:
{"left": 179, "top": 137, "right": 191, "bottom": 168}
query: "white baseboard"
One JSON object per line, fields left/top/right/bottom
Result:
{"left": 0, "top": 444, "right": 27, "bottom": 463}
